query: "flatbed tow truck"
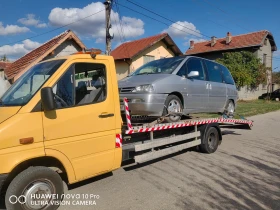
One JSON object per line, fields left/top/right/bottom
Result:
{"left": 0, "top": 50, "right": 253, "bottom": 210}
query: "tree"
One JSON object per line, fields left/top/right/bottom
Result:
{"left": 216, "top": 51, "right": 266, "bottom": 89}
{"left": 272, "top": 71, "right": 280, "bottom": 84}
{"left": 0, "top": 55, "right": 9, "bottom": 62}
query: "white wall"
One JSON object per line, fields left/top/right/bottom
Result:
{"left": 43, "top": 40, "right": 83, "bottom": 61}
{"left": 238, "top": 84, "right": 268, "bottom": 100}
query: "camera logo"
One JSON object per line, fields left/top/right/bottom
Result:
{"left": 9, "top": 195, "right": 27, "bottom": 204}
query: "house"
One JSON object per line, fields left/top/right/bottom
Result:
{"left": 5, "top": 30, "right": 86, "bottom": 83}
{"left": 0, "top": 61, "right": 11, "bottom": 80}
{"left": 185, "top": 30, "right": 277, "bottom": 100}
{"left": 111, "top": 33, "right": 183, "bottom": 80}
{"left": 0, "top": 61, "right": 12, "bottom": 96}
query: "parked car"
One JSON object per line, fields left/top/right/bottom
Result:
{"left": 118, "top": 56, "right": 237, "bottom": 122}
{"left": 259, "top": 88, "right": 280, "bottom": 100}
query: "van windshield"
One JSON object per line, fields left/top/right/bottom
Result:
{"left": 131, "top": 57, "right": 185, "bottom": 76}
{"left": 0, "top": 59, "right": 65, "bottom": 106}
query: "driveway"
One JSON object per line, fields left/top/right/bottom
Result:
{"left": 1, "top": 111, "right": 280, "bottom": 210}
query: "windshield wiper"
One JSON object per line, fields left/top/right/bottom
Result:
{"left": 0, "top": 99, "right": 5, "bottom": 106}
{"left": 136, "top": 72, "right": 154, "bottom": 75}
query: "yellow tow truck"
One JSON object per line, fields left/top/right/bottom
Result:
{"left": 0, "top": 50, "right": 253, "bottom": 210}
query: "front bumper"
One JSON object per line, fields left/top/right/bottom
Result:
{"left": 0, "top": 173, "right": 8, "bottom": 194}
{"left": 120, "top": 93, "right": 168, "bottom": 116}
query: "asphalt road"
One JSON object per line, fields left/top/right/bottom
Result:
{"left": 58, "top": 110, "right": 280, "bottom": 210}
{"left": 1, "top": 111, "right": 280, "bottom": 210}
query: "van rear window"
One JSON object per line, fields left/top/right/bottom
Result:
{"left": 221, "top": 66, "right": 235, "bottom": 85}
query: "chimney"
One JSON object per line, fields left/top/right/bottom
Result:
{"left": 226, "top": 32, "right": 232, "bottom": 44}
{"left": 211, "top": 36, "right": 217, "bottom": 47}
{"left": 190, "top": 40, "right": 194, "bottom": 49}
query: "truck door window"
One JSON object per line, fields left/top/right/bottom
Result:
{"left": 53, "top": 62, "right": 107, "bottom": 109}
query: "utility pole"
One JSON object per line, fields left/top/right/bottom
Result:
{"left": 104, "top": 0, "right": 113, "bottom": 55}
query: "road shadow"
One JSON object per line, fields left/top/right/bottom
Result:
{"left": 67, "top": 172, "right": 113, "bottom": 191}
{"left": 221, "top": 130, "right": 242, "bottom": 135}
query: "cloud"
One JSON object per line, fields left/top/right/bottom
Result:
{"left": 0, "top": 39, "right": 41, "bottom": 58}
{"left": 0, "top": 22, "right": 30, "bottom": 36}
{"left": 48, "top": 2, "right": 144, "bottom": 43}
{"left": 162, "top": 21, "right": 202, "bottom": 38}
{"left": 18, "top": 14, "right": 47, "bottom": 28}
{"left": 184, "top": 38, "right": 206, "bottom": 46}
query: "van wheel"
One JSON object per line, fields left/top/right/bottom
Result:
{"left": 5, "top": 166, "right": 63, "bottom": 210}
{"left": 199, "top": 127, "right": 219, "bottom": 154}
{"left": 163, "top": 95, "right": 183, "bottom": 123}
{"left": 224, "top": 100, "right": 235, "bottom": 116}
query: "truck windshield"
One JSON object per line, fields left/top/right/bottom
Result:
{"left": 131, "top": 56, "right": 185, "bottom": 76}
{"left": 0, "top": 59, "right": 65, "bottom": 106}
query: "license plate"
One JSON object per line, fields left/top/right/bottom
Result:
{"left": 120, "top": 105, "right": 125, "bottom": 111}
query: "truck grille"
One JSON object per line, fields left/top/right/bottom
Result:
{"left": 119, "top": 87, "right": 135, "bottom": 93}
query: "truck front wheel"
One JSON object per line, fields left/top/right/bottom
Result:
{"left": 5, "top": 166, "right": 63, "bottom": 210}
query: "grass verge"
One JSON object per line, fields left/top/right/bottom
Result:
{"left": 192, "top": 99, "right": 280, "bottom": 118}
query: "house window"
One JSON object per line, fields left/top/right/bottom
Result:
{"left": 264, "top": 39, "right": 268, "bottom": 46}
{"left": 143, "top": 55, "right": 155, "bottom": 64}
{"left": 263, "top": 54, "right": 267, "bottom": 67}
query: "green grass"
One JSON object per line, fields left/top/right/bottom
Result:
{"left": 192, "top": 100, "right": 280, "bottom": 118}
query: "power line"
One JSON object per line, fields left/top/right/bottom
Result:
{"left": 198, "top": 0, "right": 276, "bottom": 43}
{"left": 0, "top": 9, "right": 105, "bottom": 47}
{"left": 125, "top": 0, "right": 211, "bottom": 39}
{"left": 113, "top": 0, "right": 135, "bottom": 72}
{"left": 115, "top": 1, "right": 207, "bottom": 39}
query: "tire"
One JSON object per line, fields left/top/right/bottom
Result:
{"left": 199, "top": 127, "right": 219, "bottom": 154}
{"left": 5, "top": 166, "right": 64, "bottom": 210}
{"left": 224, "top": 100, "right": 235, "bottom": 117}
{"left": 162, "top": 95, "right": 183, "bottom": 123}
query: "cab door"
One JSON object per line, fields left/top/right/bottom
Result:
{"left": 42, "top": 59, "right": 116, "bottom": 180}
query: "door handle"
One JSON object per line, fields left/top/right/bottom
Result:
{"left": 99, "top": 113, "right": 114, "bottom": 118}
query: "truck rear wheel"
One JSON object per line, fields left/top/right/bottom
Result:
{"left": 199, "top": 127, "right": 219, "bottom": 154}
{"left": 5, "top": 166, "right": 63, "bottom": 210}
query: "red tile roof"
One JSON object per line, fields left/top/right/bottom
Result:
{"left": 5, "top": 30, "right": 86, "bottom": 81}
{"left": 0, "top": 61, "right": 11, "bottom": 70}
{"left": 185, "top": 30, "right": 276, "bottom": 55}
{"left": 111, "top": 33, "right": 182, "bottom": 60}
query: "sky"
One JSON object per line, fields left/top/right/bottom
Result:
{"left": 0, "top": 0, "right": 279, "bottom": 71}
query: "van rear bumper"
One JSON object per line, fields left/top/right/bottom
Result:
{"left": 0, "top": 173, "right": 8, "bottom": 194}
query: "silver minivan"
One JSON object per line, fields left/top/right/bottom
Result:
{"left": 118, "top": 56, "right": 237, "bottom": 122}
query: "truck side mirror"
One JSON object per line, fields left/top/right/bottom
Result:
{"left": 41, "top": 87, "right": 56, "bottom": 111}
{"left": 187, "top": 71, "right": 199, "bottom": 78}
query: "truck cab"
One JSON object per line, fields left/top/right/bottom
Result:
{"left": 0, "top": 52, "right": 123, "bottom": 210}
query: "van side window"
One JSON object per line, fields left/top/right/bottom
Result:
{"left": 204, "top": 60, "right": 222, "bottom": 83}
{"left": 186, "top": 58, "right": 205, "bottom": 80}
{"left": 53, "top": 63, "right": 107, "bottom": 109}
{"left": 221, "top": 65, "right": 235, "bottom": 85}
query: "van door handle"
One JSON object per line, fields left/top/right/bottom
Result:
{"left": 99, "top": 113, "right": 114, "bottom": 118}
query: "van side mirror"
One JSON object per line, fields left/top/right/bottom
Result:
{"left": 41, "top": 87, "right": 56, "bottom": 111}
{"left": 187, "top": 71, "right": 199, "bottom": 78}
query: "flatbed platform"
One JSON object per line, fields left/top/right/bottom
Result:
{"left": 120, "top": 98, "right": 253, "bottom": 163}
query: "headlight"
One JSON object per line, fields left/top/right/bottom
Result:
{"left": 132, "top": 84, "right": 154, "bottom": 92}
